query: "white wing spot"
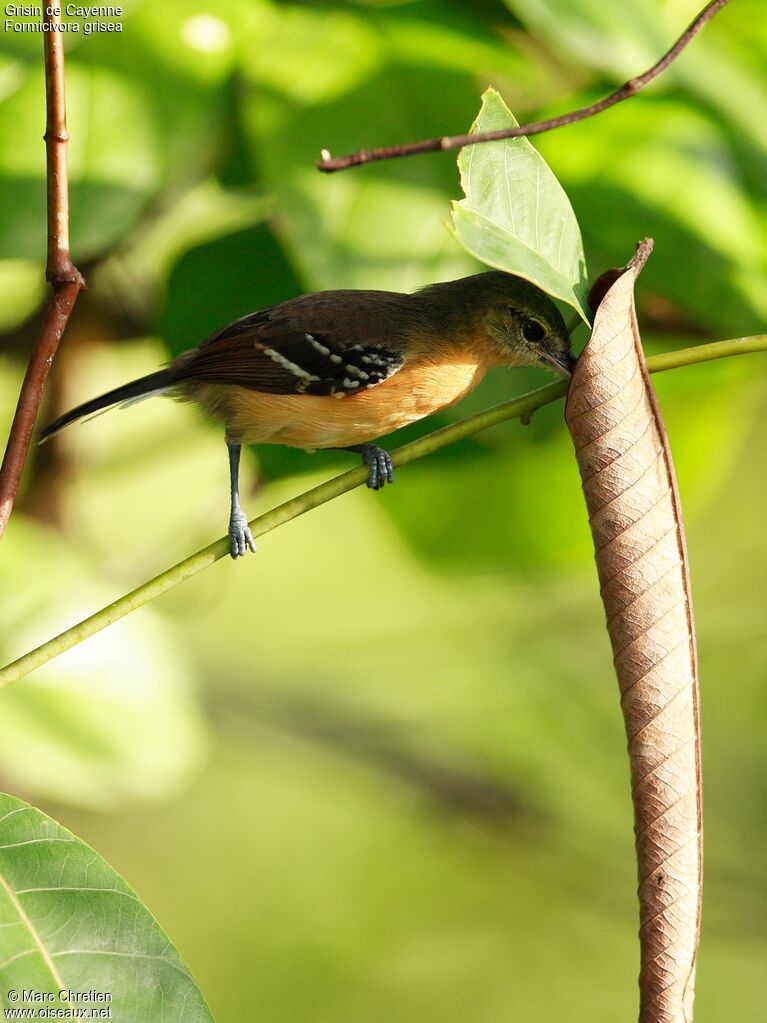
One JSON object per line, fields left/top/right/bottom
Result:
{"left": 306, "top": 334, "right": 331, "bottom": 356}
{"left": 263, "top": 347, "right": 319, "bottom": 383}
{"left": 345, "top": 364, "right": 369, "bottom": 379}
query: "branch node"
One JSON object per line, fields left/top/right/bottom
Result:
{"left": 0, "top": 15, "right": 82, "bottom": 539}
{"left": 46, "top": 263, "right": 86, "bottom": 289}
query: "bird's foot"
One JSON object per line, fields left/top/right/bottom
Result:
{"left": 361, "top": 445, "right": 394, "bottom": 491}
{"left": 229, "top": 514, "right": 257, "bottom": 559}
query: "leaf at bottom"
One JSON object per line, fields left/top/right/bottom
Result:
{"left": 0, "top": 793, "right": 213, "bottom": 1020}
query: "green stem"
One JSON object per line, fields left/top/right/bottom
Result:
{"left": 642, "top": 334, "right": 767, "bottom": 373}
{"left": 1, "top": 334, "right": 765, "bottom": 686}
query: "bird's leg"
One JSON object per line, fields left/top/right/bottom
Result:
{"left": 227, "top": 442, "right": 257, "bottom": 559}
{"left": 343, "top": 444, "right": 394, "bottom": 491}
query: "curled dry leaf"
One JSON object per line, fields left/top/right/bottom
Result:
{"left": 566, "top": 242, "right": 702, "bottom": 1023}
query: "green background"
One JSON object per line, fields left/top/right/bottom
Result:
{"left": 1, "top": 0, "right": 766, "bottom": 1019}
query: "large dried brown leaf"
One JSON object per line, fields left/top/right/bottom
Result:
{"left": 566, "top": 243, "right": 703, "bottom": 1023}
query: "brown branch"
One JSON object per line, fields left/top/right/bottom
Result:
{"left": 317, "top": 0, "right": 731, "bottom": 173}
{"left": 0, "top": 8, "right": 85, "bottom": 539}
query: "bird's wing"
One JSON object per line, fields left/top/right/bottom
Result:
{"left": 172, "top": 295, "right": 407, "bottom": 397}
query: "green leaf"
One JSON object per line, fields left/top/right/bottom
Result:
{"left": 0, "top": 793, "right": 213, "bottom": 1020}
{"left": 450, "top": 88, "right": 589, "bottom": 321}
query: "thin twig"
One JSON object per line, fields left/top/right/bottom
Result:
{"left": 0, "top": 331, "right": 765, "bottom": 687}
{"left": 0, "top": 9, "right": 85, "bottom": 539}
{"left": 316, "top": 0, "right": 731, "bottom": 173}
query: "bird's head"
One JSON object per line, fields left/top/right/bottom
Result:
{"left": 472, "top": 272, "right": 575, "bottom": 377}
{"left": 414, "top": 271, "right": 576, "bottom": 376}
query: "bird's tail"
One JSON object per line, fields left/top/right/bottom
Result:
{"left": 38, "top": 368, "right": 176, "bottom": 444}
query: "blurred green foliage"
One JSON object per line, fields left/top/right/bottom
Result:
{"left": 1, "top": 0, "right": 766, "bottom": 1020}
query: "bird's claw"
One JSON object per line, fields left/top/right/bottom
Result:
{"left": 229, "top": 515, "right": 257, "bottom": 559}
{"left": 361, "top": 445, "right": 394, "bottom": 491}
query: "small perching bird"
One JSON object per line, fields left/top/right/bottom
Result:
{"left": 41, "top": 272, "right": 574, "bottom": 558}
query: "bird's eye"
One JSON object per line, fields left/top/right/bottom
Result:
{"left": 522, "top": 318, "right": 546, "bottom": 343}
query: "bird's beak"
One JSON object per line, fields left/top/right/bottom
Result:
{"left": 539, "top": 351, "right": 576, "bottom": 378}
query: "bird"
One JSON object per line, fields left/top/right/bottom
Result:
{"left": 40, "top": 271, "right": 574, "bottom": 559}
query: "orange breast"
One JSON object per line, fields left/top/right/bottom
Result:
{"left": 185, "top": 353, "right": 490, "bottom": 449}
